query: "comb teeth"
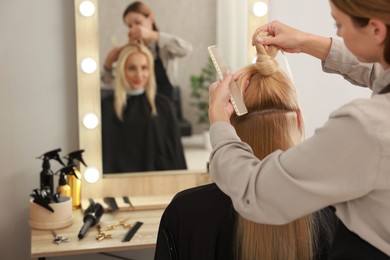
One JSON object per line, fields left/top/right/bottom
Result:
{"left": 208, "top": 45, "right": 248, "bottom": 116}
{"left": 122, "top": 221, "right": 143, "bottom": 242}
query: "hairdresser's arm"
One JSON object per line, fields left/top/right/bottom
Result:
{"left": 129, "top": 25, "right": 159, "bottom": 44}
{"left": 103, "top": 45, "right": 126, "bottom": 71}
{"left": 253, "top": 20, "right": 332, "bottom": 61}
{"left": 101, "top": 68, "right": 114, "bottom": 90}
{"left": 208, "top": 111, "right": 379, "bottom": 225}
{"left": 208, "top": 74, "right": 379, "bottom": 225}
{"left": 322, "top": 39, "right": 380, "bottom": 88}
{"left": 255, "top": 21, "right": 379, "bottom": 88}
{"left": 158, "top": 31, "right": 193, "bottom": 57}
{"left": 101, "top": 45, "right": 128, "bottom": 89}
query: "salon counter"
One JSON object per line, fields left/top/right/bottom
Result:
{"left": 31, "top": 134, "right": 212, "bottom": 259}
{"left": 31, "top": 208, "right": 164, "bottom": 259}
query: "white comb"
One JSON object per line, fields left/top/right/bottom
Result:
{"left": 208, "top": 45, "right": 248, "bottom": 116}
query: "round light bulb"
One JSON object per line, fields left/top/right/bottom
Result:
{"left": 79, "top": 1, "right": 95, "bottom": 17}
{"left": 84, "top": 167, "right": 100, "bottom": 183}
{"left": 83, "top": 113, "right": 99, "bottom": 129}
{"left": 253, "top": 1, "right": 268, "bottom": 17}
{"left": 81, "top": 58, "right": 97, "bottom": 74}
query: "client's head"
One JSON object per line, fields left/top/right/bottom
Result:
{"left": 232, "top": 34, "right": 303, "bottom": 159}
{"left": 114, "top": 44, "right": 157, "bottom": 119}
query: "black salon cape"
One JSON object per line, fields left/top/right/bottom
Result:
{"left": 328, "top": 211, "right": 390, "bottom": 259}
{"left": 154, "top": 183, "right": 236, "bottom": 260}
{"left": 101, "top": 92, "right": 187, "bottom": 173}
{"left": 154, "top": 183, "right": 337, "bottom": 260}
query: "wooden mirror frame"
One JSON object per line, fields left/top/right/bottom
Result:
{"left": 74, "top": 0, "right": 267, "bottom": 204}
{"left": 74, "top": 0, "right": 210, "bottom": 203}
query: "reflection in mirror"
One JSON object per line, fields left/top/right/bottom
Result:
{"left": 98, "top": 0, "right": 216, "bottom": 174}
{"left": 101, "top": 44, "right": 188, "bottom": 174}
{"left": 75, "top": 0, "right": 218, "bottom": 201}
{"left": 75, "top": 0, "right": 266, "bottom": 201}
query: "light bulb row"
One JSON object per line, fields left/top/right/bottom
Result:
{"left": 79, "top": 0, "right": 100, "bottom": 183}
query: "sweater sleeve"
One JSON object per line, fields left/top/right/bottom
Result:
{"left": 158, "top": 31, "right": 193, "bottom": 58}
{"left": 209, "top": 103, "right": 380, "bottom": 225}
{"left": 100, "top": 67, "right": 115, "bottom": 90}
{"left": 321, "top": 38, "right": 381, "bottom": 88}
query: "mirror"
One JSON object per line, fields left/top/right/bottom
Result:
{"left": 74, "top": 0, "right": 216, "bottom": 200}
{"left": 98, "top": 0, "right": 216, "bottom": 174}
{"left": 74, "top": 0, "right": 268, "bottom": 200}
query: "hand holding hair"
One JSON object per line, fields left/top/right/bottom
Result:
{"left": 253, "top": 20, "right": 332, "bottom": 61}
{"left": 252, "top": 20, "right": 305, "bottom": 53}
{"left": 104, "top": 44, "right": 128, "bottom": 70}
{"left": 208, "top": 72, "right": 235, "bottom": 125}
{"left": 128, "top": 25, "right": 159, "bottom": 44}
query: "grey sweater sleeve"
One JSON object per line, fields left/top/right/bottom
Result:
{"left": 209, "top": 103, "right": 379, "bottom": 225}
{"left": 322, "top": 38, "right": 380, "bottom": 88}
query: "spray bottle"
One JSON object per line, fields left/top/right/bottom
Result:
{"left": 64, "top": 149, "right": 87, "bottom": 209}
{"left": 37, "top": 148, "right": 65, "bottom": 194}
{"left": 55, "top": 165, "right": 78, "bottom": 197}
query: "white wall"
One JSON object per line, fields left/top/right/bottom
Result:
{"left": 268, "top": 0, "right": 370, "bottom": 137}
{"left": 0, "top": 1, "right": 372, "bottom": 259}
{"left": 216, "top": 0, "right": 248, "bottom": 72}
{"left": 0, "top": 0, "right": 79, "bottom": 259}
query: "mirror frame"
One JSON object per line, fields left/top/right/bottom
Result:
{"left": 74, "top": 0, "right": 268, "bottom": 201}
{"left": 74, "top": 0, "right": 210, "bottom": 201}
{"left": 75, "top": 0, "right": 103, "bottom": 199}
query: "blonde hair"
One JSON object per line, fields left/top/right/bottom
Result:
{"left": 231, "top": 33, "right": 314, "bottom": 260}
{"left": 114, "top": 44, "right": 157, "bottom": 120}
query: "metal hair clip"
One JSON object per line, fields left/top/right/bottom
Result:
{"left": 52, "top": 231, "right": 69, "bottom": 245}
{"left": 96, "top": 225, "right": 113, "bottom": 242}
{"left": 95, "top": 219, "right": 132, "bottom": 242}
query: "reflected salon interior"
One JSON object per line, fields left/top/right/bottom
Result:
{"left": 3, "top": 0, "right": 371, "bottom": 259}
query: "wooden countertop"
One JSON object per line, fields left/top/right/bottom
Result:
{"left": 31, "top": 208, "right": 164, "bottom": 258}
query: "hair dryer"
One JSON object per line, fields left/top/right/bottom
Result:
{"left": 78, "top": 201, "right": 104, "bottom": 239}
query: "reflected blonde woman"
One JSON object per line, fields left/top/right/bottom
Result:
{"left": 101, "top": 43, "right": 187, "bottom": 174}
{"left": 114, "top": 44, "right": 157, "bottom": 119}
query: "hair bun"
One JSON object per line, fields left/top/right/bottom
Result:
{"left": 254, "top": 32, "right": 279, "bottom": 76}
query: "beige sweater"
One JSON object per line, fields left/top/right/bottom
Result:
{"left": 209, "top": 39, "right": 390, "bottom": 255}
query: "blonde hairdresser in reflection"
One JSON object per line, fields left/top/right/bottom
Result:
{"left": 154, "top": 36, "right": 335, "bottom": 260}
{"left": 101, "top": 44, "right": 186, "bottom": 173}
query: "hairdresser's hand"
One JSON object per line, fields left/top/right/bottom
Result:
{"left": 252, "top": 20, "right": 306, "bottom": 53}
{"left": 253, "top": 20, "right": 332, "bottom": 61}
{"left": 103, "top": 45, "right": 126, "bottom": 70}
{"left": 209, "top": 73, "right": 235, "bottom": 124}
{"left": 128, "top": 25, "right": 159, "bottom": 44}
